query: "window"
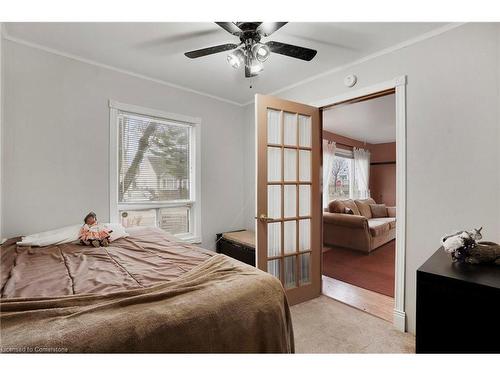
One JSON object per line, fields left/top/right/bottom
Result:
{"left": 109, "top": 101, "right": 201, "bottom": 243}
{"left": 328, "top": 149, "right": 355, "bottom": 201}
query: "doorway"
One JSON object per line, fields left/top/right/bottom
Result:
{"left": 321, "top": 90, "right": 396, "bottom": 323}
{"left": 313, "top": 76, "right": 407, "bottom": 331}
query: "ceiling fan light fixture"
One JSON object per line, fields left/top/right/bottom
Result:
{"left": 252, "top": 43, "right": 271, "bottom": 62}
{"left": 249, "top": 60, "right": 264, "bottom": 75}
{"left": 227, "top": 48, "right": 245, "bottom": 69}
{"left": 185, "top": 22, "right": 317, "bottom": 78}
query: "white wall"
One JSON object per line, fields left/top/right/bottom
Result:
{"left": 0, "top": 24, "right": 3, "bottom": 241}
{"left": 243, "top": 103, "right": 256, "bottom": 231}
{"left": 243, "top": 23, "right": 500, "bottom": 334}
{"left": 2, "top": 40, "right": 246, "bottom": 250}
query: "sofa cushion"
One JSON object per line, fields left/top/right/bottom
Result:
{"left": 372, "top": 217, "right": 396, "bottom": 229}
{"left": 328, "top": 200, "right": 344, "bottom": 213}
{"left": 368, "top": 220, "right": 390, "bottom": 236}
{"left": 370, "top": 203, "right": 387, "bottom": 218}
{"left": 387, "top": 206, "right": 396, "bottom": 217}
{"left": 354, "top": 198, "right": 376, "bottom": 219}
{"left": 328, "top": 199, "right": 361, "bottom": 216}
{"left": 343, "top": 200, "right": 361, "bottom": 216}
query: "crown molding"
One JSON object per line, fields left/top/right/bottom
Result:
{"left": 2, "top": 31, "right": 244, "bottom": 107}
{"left": 241, "top": 22, "right": 466, "bottom": 106}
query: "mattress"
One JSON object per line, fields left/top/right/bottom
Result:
{"left": 222, "top": 230, "right": 256, "bottom": 249}
{"left": 0, "top": 227, "right": 293, "bottom": 353}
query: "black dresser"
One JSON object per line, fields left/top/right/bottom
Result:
{"left": 215, "top": 230, "right": 255, "bottom": 266}
{"left": 416, "top": 248, "right": 500, "bottom": 353}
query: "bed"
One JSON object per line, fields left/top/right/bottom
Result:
{"left": 0, "top": 227, "right": 293, "bottom": 353}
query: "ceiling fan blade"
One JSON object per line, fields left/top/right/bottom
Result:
{"left": 184, "top": 43, "right": 239, "bottom": 59}
{"left": 136, "top": 29, "right": 221, "bottom": 49}
{"left": 257, "top": 22, "right": 288, "bottom": 37}
{"left": 266, "top": 41, "right": 317, "bottom": 61}
{"left": 215, "top": 22, "right": 242, "bottom": 36}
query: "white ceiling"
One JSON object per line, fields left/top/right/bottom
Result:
{"left": 322, "top": 94, "right": 395, "bottom": 144}
{"left": 5, "top": 22, "right": 445, "bottom": 105}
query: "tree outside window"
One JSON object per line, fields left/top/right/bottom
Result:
{"left": 328, "top": 156, "right": 354, "bottom": 201}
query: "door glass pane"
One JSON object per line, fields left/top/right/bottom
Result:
{"left": 268, "top": 185, "right": 281, "bottom": 219}
{"left": 299, "top": 150, "right": 311, "bottom": 182}
{"left": 284, "top": 149, "right": 297, "bottom": 181}
{"left": 268, "top": 259, "right": 281, "bottom": 279}
{"left": 268, "top": 147, "right": 281, "bottom": 181}
{"left": 267, "top": 222, "right": 281, "bottom": 257}
{"left": 299, "top": 219, "right": 311, "bottom": 251}
{"left": 298, "top": 115, "right": 311, "bottom": 147}
{"left": 284, "top": 185, "right": 297, "bottom": 218}
{"left": 284, "top": 220, "right": 297, "bottom": 254}
{"left": 283, "top": 112, "right": 297, "bottom": 146}
{"left": 299, "top": 185, "right": 311, "bottom": 217}
{"left": 299, "top": 252, "right": 311, "bottom": 285}
{"left": 267, "top": 109, "right": 281, "bottom": 144}
{"left": 284, "top": 256, "right": 297, "bottom": 289}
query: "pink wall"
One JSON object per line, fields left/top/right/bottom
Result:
{"left": 369, "top": 142, "right": 396, "bottom": 206}
{"left": 369, "top": 142, "right": 396, "bottom": 163}
{"left": 323, "top": 130, "right": 396, "bottom": 206}
{"left": 370, "top": 163, "right": 396, "bottom": 206}
{"left": 322, "top": 130, "right": 367, "bottom": 150}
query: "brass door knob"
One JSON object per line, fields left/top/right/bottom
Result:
{"left": 255, "top": 214, "right": 274, "bottom": 222}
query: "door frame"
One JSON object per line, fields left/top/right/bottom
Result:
{"left": 311, "top": 75, "right": 407, "bottom": 332}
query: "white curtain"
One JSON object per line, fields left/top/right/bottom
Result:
{"left": 353, "top": 147, "right": 371, "bottom": 199}
{"left": 323, "top": 140, "right": 336, "bottom": 208}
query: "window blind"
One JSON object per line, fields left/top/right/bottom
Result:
{"left": 118, "top": 111, "right": 191, "bottom": 204}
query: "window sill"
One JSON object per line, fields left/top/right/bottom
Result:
{"left": 175, "top": 235, "right": 202, "bottom": 245}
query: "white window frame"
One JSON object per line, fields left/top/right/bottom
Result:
{"left": 330, "top": 148, "right": 355, "bottom": 200}
{"left": 335, "top": 148, "right": 355, "bottom": 199}
{"left": 109, "top": 100, "right": 202, "bottom": 243}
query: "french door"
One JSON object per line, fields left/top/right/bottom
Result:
{"left": 256, "top": 94, "right": 321, "bottom": 305}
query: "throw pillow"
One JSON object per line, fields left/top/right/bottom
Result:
{"left": 370, "top": 204, "right": 388, "bottom": 218}
{"left": 354, "top": 198, "right": 376, "bottom": 218}
{"left": 343, "top": 199, "right": 361, "bottom": 216}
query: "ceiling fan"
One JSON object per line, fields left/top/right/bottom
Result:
{"left": 184, "top": 22, "right": 317, "bottom": 78}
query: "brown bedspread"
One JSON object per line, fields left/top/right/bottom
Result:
{"left": 0, "top": 228, "right": 294, "bottom": 353}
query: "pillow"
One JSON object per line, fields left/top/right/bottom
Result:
{"left": 17, "top": 223, "right": 129, "bottom": 247}
{"left": 328, "top": 199, "right": 361, "bottom": 215}
{"left": 369, "top": 204, "right": 388, "bottom": 218}
{"left": 342, "top": 199, "right": 361, "bottom": 216}
{"left": 344, "top": 207, "right": 354, "bottom": 215}
{"left": 104, "top": 223, "right": 129, "bottom": 242}
{"left": 328, "top": 200, "right": 345, "bottom": 213}
{"left": 354, "top": 198, "right": 376, "bottom": 218}
{"left": 17, "top": 224, "right": 81, "bottom": 247}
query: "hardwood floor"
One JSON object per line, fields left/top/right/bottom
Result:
{"left": 323, "top": 241, "right": 395, "bottom": 297}
{"left": 322, "top": 275, "right": 394, "bottom": 322}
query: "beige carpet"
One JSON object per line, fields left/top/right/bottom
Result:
{"left": 290, "top": 296, "right": 415, "bottom": 353}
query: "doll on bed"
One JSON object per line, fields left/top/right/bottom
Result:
{"left": 79, "top": 212, "right": 112, "bottom": 247}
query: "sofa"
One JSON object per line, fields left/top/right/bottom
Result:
{"left": 323, "top": 198, "right": 396, "bottom": 253}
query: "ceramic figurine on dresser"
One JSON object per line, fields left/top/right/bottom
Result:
{"left": 441, "top": 227, "right": 500, "bottom": 265}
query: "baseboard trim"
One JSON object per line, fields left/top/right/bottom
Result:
{"left": 393, "top": 309, "right": 406, "bottom": 332}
